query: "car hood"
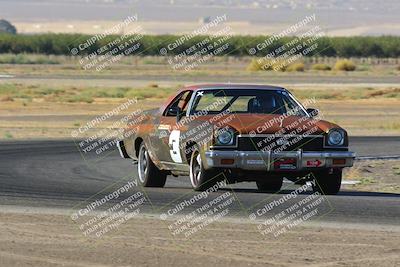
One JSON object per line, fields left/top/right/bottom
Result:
{"left": 200, "top": 113, "right": 340, "bottom": 135}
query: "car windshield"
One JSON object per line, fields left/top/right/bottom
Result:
{"left": 190, "top": 89, "right": 307, "bottom": 116}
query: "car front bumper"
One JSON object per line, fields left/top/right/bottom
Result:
{"left": 204, "top": 150, "right": 356, "bottom": 171}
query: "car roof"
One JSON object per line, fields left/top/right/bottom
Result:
{"left": 183, "top": 83, "right": 286, "bottom": 91}
{"left": 160, "top": 83, "right": 288, "bottom": 113}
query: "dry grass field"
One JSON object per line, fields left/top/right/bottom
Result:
{"left": 0, "top": 81, "right": 399, "bottom": 139}
{"left": 0, "top": 55, "right": 399, "bottom": 140}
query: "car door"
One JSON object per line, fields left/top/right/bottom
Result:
{"left": 156, "top": 90, "right": 193, "bottom": 168}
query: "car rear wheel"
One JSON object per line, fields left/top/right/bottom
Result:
{"left": 312, "top": 169, "right": 342, "bottom": 195}
{"left": 256, "top": 177, "right": 283, "bottom": 193}
{"left": 138, "top": 142, "right": 167, "bottom": 187}
{"left": 189, "top": 145, "right": 219, "bottom": 191}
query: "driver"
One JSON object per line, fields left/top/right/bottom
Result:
{"left": 247, "top": 95, "right": 276, "bottom": 113}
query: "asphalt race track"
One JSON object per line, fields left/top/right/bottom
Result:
{"left": 0, "top": 137, "right": 399, "bottom": 227}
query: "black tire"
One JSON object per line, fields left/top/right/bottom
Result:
{"left": 312, "top": 169, "right": 342, "bottom": 195}
{"left": 137, "top": 142, "right": 167, "bottom": 187}
{"left": 256, "top": 177, "right": 283, "bottom": 193}
{"left": 189, "top": 145, "right": 219, "bottom": 191}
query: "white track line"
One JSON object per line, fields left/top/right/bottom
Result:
{"left": 0, "top": 74, "right": 14, "bottom": 78}
{"left": 285, "top": 180, "right": 360, "bottom": 185}
{"left": 356, "top": 155, "right": 400, "bottom": 161}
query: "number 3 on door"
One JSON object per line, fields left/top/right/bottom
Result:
{"left": 169, "top": 130, "right": 182, "bottom": 163}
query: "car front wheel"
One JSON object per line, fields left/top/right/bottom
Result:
{"left": 312, "top": 169, "right": 342, "bottom": 195}
{"left": 189, "top": 146, "right": 219, "bottom": 191}
{"left": 138, "top": 142, "right": 167, "bottom": 187}
{"left": 256, "top": 177, "right": 283, "bottom": 193}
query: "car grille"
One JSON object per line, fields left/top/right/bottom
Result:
{"left": 237, "top": 135, "right": 324, "bottom": 152}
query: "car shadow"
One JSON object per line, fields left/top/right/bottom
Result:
{"left": 336, "top": 190, "right": 400, "bottom": 197}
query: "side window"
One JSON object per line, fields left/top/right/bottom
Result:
{"left": 280, "top": 92, "right": 302, "bottom": 116}
{"left": 180, "top": 91, "right": 192, "bottom": 113}
{"left": 164, "top": 91, "right": 192, "bottom": 116}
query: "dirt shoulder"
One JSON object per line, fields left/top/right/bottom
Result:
{"left": 1, "top": 98, "right": 400, "bottom": 139}
{"left": 0, "top": 210, "right": 399, "bottom": 267}
{"left": 343, "top": 159, "right": 400, "bottom": 193}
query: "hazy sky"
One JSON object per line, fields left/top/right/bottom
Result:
{"left": 1, "top": 0, "right": 399, "bottom": 35}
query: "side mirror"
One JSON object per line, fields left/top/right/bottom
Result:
{"left": 306, "top": 108, "right": 319, "bottom": 117}
{"left": 167, "top": 106, "right": 180, "bottom": 116}
{"left": 167, "top": 106, "right": 183, "bottom": 121}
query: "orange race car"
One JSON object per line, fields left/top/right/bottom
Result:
{"left": 118, "top": 84, "right": 355, "bottom": 194}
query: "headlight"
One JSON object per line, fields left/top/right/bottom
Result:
{"left": 216, "top": 128, "right": 235, "bottom": 146}
{"left": 328, "top": 129, "right": 344, "bottom": 146}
